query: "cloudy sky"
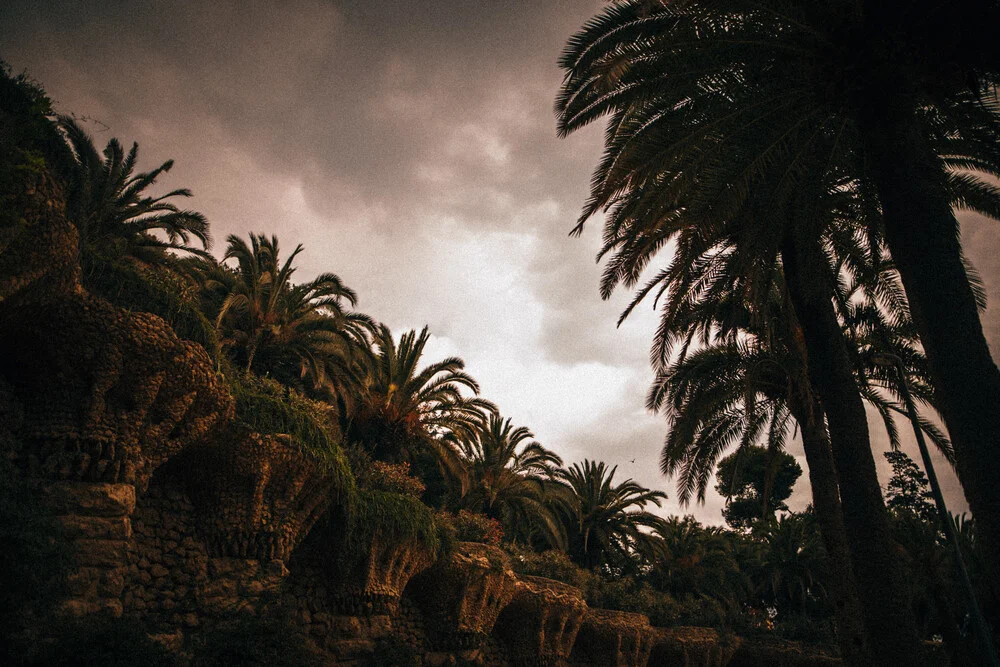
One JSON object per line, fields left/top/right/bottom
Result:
{"left": 4, "top": 0, "right": 991, "bottom": 523}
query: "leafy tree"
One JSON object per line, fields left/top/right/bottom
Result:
{"left": 716, "top": 446, "right": 802, "bottom": 531}
{"left": 884, "top": 451, "right": 937, "bottom": 525}
{"left": 59, "top": 116, "right": 211, "bottom": 264}
{"left": 555, "top": 459, "right": 667, "bottom": 571}
{"left": 457, "top": 413, "right": 568, "bottom": 549}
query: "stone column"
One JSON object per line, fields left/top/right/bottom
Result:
{"left": 39, "top": 481, "right": 136, "bottom": 617}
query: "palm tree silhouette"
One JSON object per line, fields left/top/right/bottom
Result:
{"left": 347, "top": 324, "right": 494, "bottom": 500}
{"left": 457, "top": 413, "right": 568, "bottom": 549}
{"left": 555, "top": 459, "right": 667, "bottom": 571}
{"left": 212, "top": 233, "right": 372, "bottom": 406}
{"left": 60, "top": 116, "right": 210, "bottom": 264}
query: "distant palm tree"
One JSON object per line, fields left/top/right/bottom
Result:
{"left": 756, "top": 514, "right": 827, "bottom": 616}
{"left": 556, "top": 459, "right": 667, "bottom": 571}
{"left": 59, "top": 116, "right": 210, "bottom": 263}
{"left": 458, "top": 413, "right": 568, "bottom": 549}
{"left": 212, "top": 233, "right": 372, "bottom": 405}
{"left": 650, "top": 515, "right": 752, "bottom": 610}
{"left": 347, "top": 324, "right": 494, "bottom": 497}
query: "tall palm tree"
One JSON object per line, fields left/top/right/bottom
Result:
{"left": 555, "top": 459, "right": 668, "bottom": 571}
{"left": 59, "top": 116, "right": 210, "bottom": 264}
{"left": 555, "top": 1, "right": 1000, "bottom": 601}
{"left": 212, "top": 233, "right": 372, "bottom": 406}
{"left": 457, "top": 413, "right": 568, "bottom": 549}
{"left": 347, "top": 324, "right": 494, "bottom": 499}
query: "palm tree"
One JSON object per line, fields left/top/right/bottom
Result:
{"left": 554, "top": 1, "right": 1000, "bottom": 601}
{"left": 346, "top": 324, "right": 494, "bottom": 500}
{"left": 212, "top": 233, "right": 372, "bottom": 407}
{"left": 59, "top": 116, "right": 210, "bottom": 264}
{"left": 650, "top": 515, "right": 753, "bottom": 610}
{"left": 555, "top": 459, "right": 667, "bottom": 571}
{"left": 756, "top": 513, "right": 828, "bottom": 618}
{"left": 457, "top": 413, "right": 568, "bottom": 549}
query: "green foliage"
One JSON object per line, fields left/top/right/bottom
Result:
{"left": 357, "top": 460, "right": 426, "bottom": 497}
{"left": 507, "top": 546, "right": 593, "bottom": 590}
{"left": 716, "top": 446, "right": 802, "bottom": 530}
{"left": 59, "top": 115, "right": 211, "bottom": 265}
{"left": 81, "top": 253, "right": 218, "bottom": 353}
{"left": 212, "top": 233, "right": 372, "bottom": 406}
{"left": 436, "top": 509, "right": 503, "bottom": 547}
{"left": 344, "top": 490, "right": 440, "bottom": 564}
{"left": 229, "top": 371, "right": 354, "bottom": 500}
{"left": 26, "top": 615, "right": 178, "bottom": 667}
{"left": 0, "top": 61, "right": 73, "bottom": 221}
{"left": 555, "top": 459, "right": 667, "bottom": 571}
{"left": 191, "top": 611, "right": 321, "bottom": 667}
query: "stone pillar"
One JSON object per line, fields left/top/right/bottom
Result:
{"left": 38, "top": 481, "right": 136, "bottom": 617}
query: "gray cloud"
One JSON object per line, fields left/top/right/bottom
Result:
{"left": 1, "top": 0, "right": 984, "bottom": 525}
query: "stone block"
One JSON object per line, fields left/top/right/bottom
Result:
{"left": 74, "top": 538, "right": 129, "bottom": 568}
{"left": 66, "top": 566, "right": 126, "bottom": 598}
{"left": 40, "top": 482, "right": 136, "bottom": 516}
{"left": 57, "top": 514, "right": 132, "bottom": 539}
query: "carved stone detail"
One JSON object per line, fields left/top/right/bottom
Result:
{"left": 331, "top": 531, "right": 435, "bottom": 616}
{"left": 407, "top": 542, "right": 519, "bottom": 652}
{"left": 570, "top": 608, "right": 655, "bottom": 667}
{"left": 494, "top": 575, "right": 588, "bottom": 666}
{"left": 649, "top": 626, "right": 741, "bottom": 667}
{"left": 184, "top": 429, "right": 336, "bottom": 563}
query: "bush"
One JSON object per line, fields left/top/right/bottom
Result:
{"left": 230, "top": 372, "right": 355, "bottom": 510}
{"left": 191, "top": 611, "right": 322, "bottom": 667}
{"left": 507, "top": 546, "right": 593, "bottom": 590}
{"left": 341, "top": 490, "right": 441, "bottom": 569}
{"left": 358, "top": 460, "right": 426, "bottom": 498}
{"left": 82, "top": 255, "right": 219, "bottom": 354}
{"left": 26, "top": 615, "right": 178, "bottom": 667}
{"left": 436, "top": 510, "right": 503, "bottom": 546}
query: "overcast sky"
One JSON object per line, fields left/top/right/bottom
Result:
{"left": 4, "top": 0, "right": 992, "bottom": 524}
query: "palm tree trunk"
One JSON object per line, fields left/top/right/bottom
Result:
{"left": 863, "top": 112, "right": 1000, "bottom": 595}
{"left": 782, "top": 320, "right": 869, "bottom": 665}
{"left": 782, "top": 225, "right": 924, "bottom": 666}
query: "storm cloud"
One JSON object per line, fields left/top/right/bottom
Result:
{"left": 3, "top": 0, "right": 983, "bottom": 523}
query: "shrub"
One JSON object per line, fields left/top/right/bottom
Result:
{"left": 358, "top": 460, "right": 426, "bottom": 498}
{"left": 82, "top": 255, "right": 218, "bottom": 354}
{"left": 436, "top": 510, "right": 503, "bottom": 546}
{"left": 507, "top": 546, "right": 593, "bottom": 590}
{"left": 342, "top": 490, "right": 441, "bottom": 567}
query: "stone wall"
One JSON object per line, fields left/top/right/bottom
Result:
{"left": 126, "top": 477, "right": 209, "bottom": 632}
